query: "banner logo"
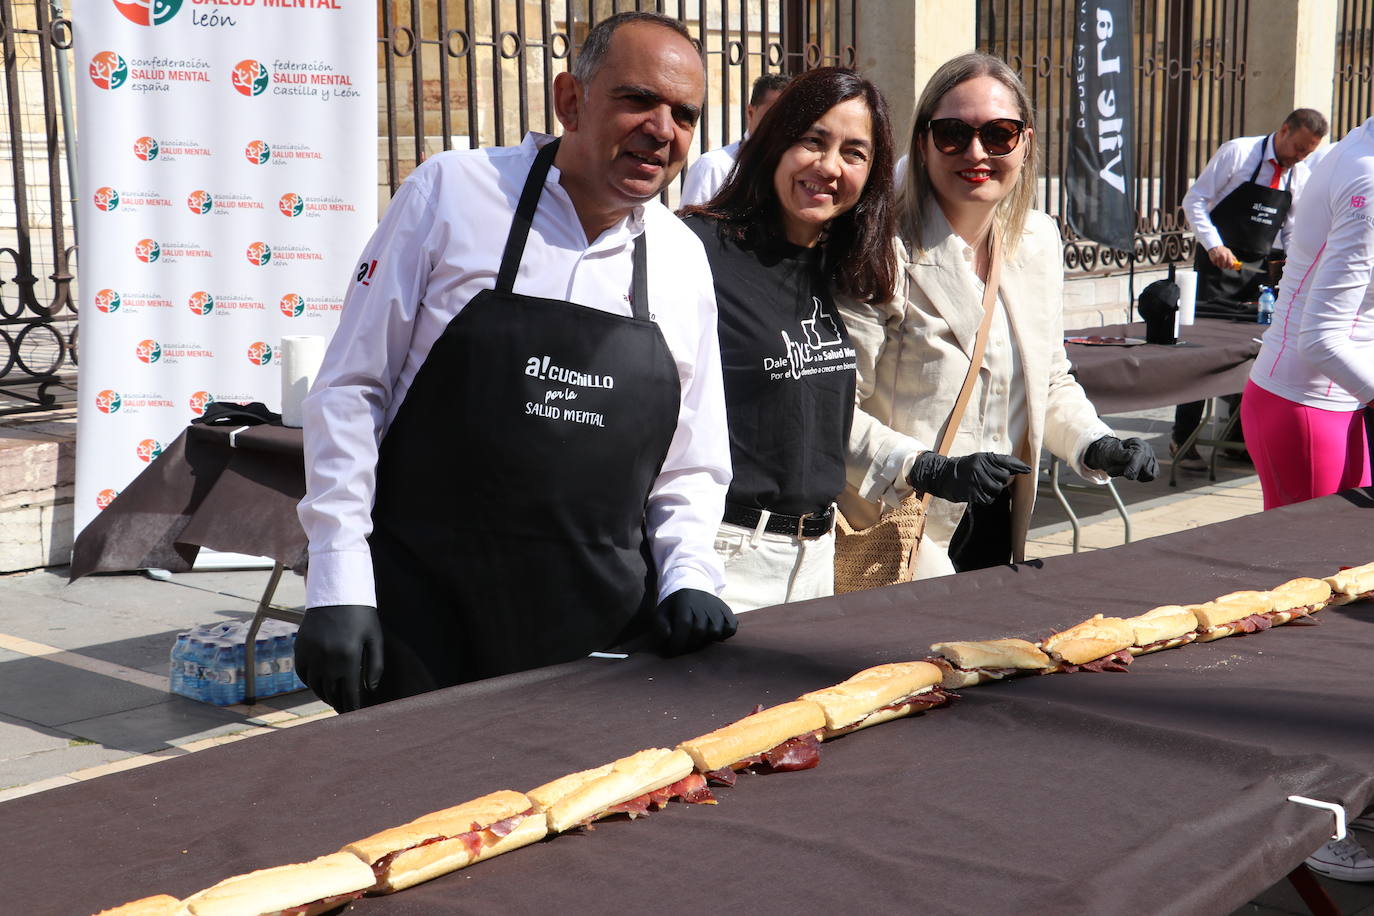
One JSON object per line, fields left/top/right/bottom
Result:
{"left": 94, "top": 289, "right": 122, "bottom": 313}
{"left": 280, "top": 293, "right": 305, "bottom": 318}
{"left": 113, "top": 0, "right": 183, "bottom": 27}
{"left": 246, "top": 241, "right": 272, "bottom": 266}
{"left": 95, "top": 488, "right": 121, "bottom": 511}
{"left": 189, "top": 390, "right": 214, "bottom": 415}
{"left": 245, "top": 139, "right": 271, "bottom": 164}
{"left": 135, "top": 339, "right": 162, "bottom": 364}
{"left": 232, "top": 59, "right": 270, "bottom": 97}
{"left": 93, "top": 187, "right": 120, "bottom": 211}
{"left": 188, "top": 291, "right": 214, "bottom": 316}
{"left": 186, "top": 190, "right": 213, "bottom": 214}
{"left": 89, "top": 51, "right": 128, "bottom": 90}
{"left": 247, "top": 341, "right": 274, "bottom": 366}
{"left": 134, "top": 238, "right": 161, "bottom": 263}
{"left": 133, "top": 136, "right": 159, "bottom": 161}
{"left": 278, "top": 192, "right": 303, "bottom": 217}
{"left": 136, "top": 438, "right": 164, "bottom": 462}
{"left": 95, "top": 389, "right": 123, "bottom": 414}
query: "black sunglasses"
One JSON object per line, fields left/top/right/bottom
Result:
{"left": 924, "top": 118, "right": 1026, "bottom": 157}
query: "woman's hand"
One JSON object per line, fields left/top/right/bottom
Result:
{"left": 907, "top": 451, "right": 1031, "bottom": 504}
{"left": 1082, "top": 436, "right": 1159, "bottom": 481}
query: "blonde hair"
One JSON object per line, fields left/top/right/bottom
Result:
{"left": 898, "top": 52, "right": 1038, "bottom": 257}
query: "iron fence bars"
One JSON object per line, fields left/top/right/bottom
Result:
{"left": 375, "top": 0, "right": 857, "bottom": 196}
{"left": 978, "top": 0, "right": 1248, "bottom": 278}
{"left": 0, "top": 0, "right": 76, "bottom": 416}
{"left": 1335, "top": 0, "right": 1374, "bottom": 141}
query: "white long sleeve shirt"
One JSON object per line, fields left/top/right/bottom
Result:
{"left": 1251, "top": 117, "right": 1374, "bottom": 410}
{"left": 298, "top": 133, "right": 732, "bottom": 609}
{"left": 1183, "top": 134, "right": 1311, "bottom": 253}
{"left": 679, "top": 139, "right": 742, "bottom": 207}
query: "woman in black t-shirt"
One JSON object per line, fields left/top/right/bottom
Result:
{"left": 679, "top": 67, "right": 897, "bottom": 612}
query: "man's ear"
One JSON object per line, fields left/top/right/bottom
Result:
{"left": 553, "top": 71, "right": 581, "bottom": 133}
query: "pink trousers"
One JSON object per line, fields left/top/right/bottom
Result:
{"left": 1240, "top": 380, "right": 1371, "bottom": 510}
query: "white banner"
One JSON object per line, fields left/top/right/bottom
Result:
{"left": 73, "top": 0, "right": 377, "bottom": 537}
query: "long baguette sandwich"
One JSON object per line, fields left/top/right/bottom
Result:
{"left": 183, "top": 852, "right": 374, "bottom": 916}
{"left": 1040, "top": 614, "right": 1134, "bottom": 672}
{"left": 927, "top": 638, "right": 1051, "bottom": 686}
{"left": 1124, "top": 606, "right": 1198, "bottom": 655}
{"left": 1192, "top": 590, "right": 1276, "bottom": 641}
{"left": 677, "top": 699, "right": 826, "bottom": 786}
{"left": 342, "top": 790, "right": 546, "bottom": 894}
{"left": 95, "top": 896, "right": 188, "bottom": 916}
{"left": 528, "top": 747, "right": 713, "bottom": 833}
{"left": 1267, "top": 577, "right": 1333, "bottom": 623}
{"left": 1325, "top": 562, "right": 1374, "bottom": 605}
{"left": 799, "top": 661, "right": 950, "bottom": 738}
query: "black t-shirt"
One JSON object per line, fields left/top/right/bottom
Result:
{"left": 684, "top": 214, "right": 857, "bottom": 516}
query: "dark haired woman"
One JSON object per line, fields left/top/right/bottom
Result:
{"left": 680, "top": 66, "right": 897, "bottom": 611}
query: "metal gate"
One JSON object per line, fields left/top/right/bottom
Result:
{"left": 979, "top": 0, "right": 1249, "bottom": 278}
{"left": 0, "top": 0, "right": 76, "bottom": 416}
{"left": 1335, "top": 0, "right": 1374, "bottom": 141}
{"left": 375, "top": 0, "right": 859, "bottom": 194}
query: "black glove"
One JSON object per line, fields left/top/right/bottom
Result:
{"left": 907, "top": 451, "right": 1032, "bottom": 505}
{"left": 653, "top": 588, "right": 737, "bottom": 657}
{"left": 294, "top": 604, "right": 384, "bottom": 713}
{"left": 1082, "top": 435, "right": 1159, "bottom": 482}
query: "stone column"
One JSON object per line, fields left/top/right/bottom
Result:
{"left": 857, "top": 0, "right": 977, "bottom": 149}
{"left": 1243, "top": 0, "right": 1339, "bottom": 133}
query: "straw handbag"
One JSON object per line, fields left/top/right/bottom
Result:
{"left": 833, "top": 232, "right": 1003, "bottom": 593}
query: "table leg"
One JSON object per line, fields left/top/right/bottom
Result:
{"left": 1286, "top": 864, "right": 1342, "bottom": 916}
{"left": 243, "top": 562, "right": 285, "bottom": 706}
{"left": 1048, "top": 458, "right": 1082, "bottom": 553}
{"left": 1169, "top": 397, "right": 1216, "bottom": 488}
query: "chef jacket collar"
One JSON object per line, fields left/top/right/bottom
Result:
{"left": 524, "top": 132, "right": 649, "bottom": 252}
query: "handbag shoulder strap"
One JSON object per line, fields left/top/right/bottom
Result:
{"left": 934, "top": 228, "right": 1002, "bottom": 456}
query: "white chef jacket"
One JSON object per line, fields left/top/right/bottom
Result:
{"left": 1251, "top": 117, "right": 1374, "bottom": 410}
{"left": 679, "top": 138, "right": 743, "bottom": 207}
{"left": 1183, "top": 133, "right": 1311, "bottom": 253}
{"left": 299, "top": 133, "right": 733, "bottom": 609}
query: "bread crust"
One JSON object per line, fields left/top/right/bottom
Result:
{"left": 1325, "top": 563, "right": 1374, "bottom": 601}
{"left": 530, "top": 748, "right": 694, "bottom": 833}
{"left": 928, "top": 639, "right": 1049, "bottom": 671}
{"left": 1125, "top": 606, "right": 1198, "bottom": 647}
{"left": 799, "top": 662, "right": 942, "bottom": 729}
{"left": 677, "top": 700, "right": 826, "bottom": 772}
{"left": 1041, "top": 615, "right": 1134, "bottom": 665}
{"left": 344, "top": 790, "right": 533, "bottom": 865}
{"left": 1192, "top": 591, "right": 1273, "bottom": 628}
{"left": 184, "top": 852, "right": 374, "bottom": 916}
{"left": 95, "top": 896, "right": 187, "bottom": 916}
{"left": 1269, "top": 577, "right": 1332, "bottom": 612}
{"left": 367, "top": 814, "right": 546, "bottom": 893}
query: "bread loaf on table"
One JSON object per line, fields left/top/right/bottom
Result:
{"left": 183, "top": 852, "right": 374, "bottom": 916}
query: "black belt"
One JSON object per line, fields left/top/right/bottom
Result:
{"left": 721, "top": 502, "right": 835, "bottom": 539}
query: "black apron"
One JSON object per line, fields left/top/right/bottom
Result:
{"left": 1194, "top": 134, "right": 1293, "bottom": 316}
{"left": 365, "top": 138, "right": 681, "bottom": 703}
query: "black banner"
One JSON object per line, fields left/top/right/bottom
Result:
{"left": 1066, "top": 0, "right": 1136, "bottom": 251}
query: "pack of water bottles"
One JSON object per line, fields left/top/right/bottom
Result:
{"left": 168, "top": 619, "right": 306, "bottom": 705}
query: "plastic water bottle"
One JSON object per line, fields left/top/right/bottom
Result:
{"left": 1257, "top": 285, "right": 1275, "bottom": 325}
{"left": 186, "top": 636, "right": 209, "bottom": 702}
{"left": 168, "top": 633, "right": 189, "bottom": 696}
{"left": 253, "top": 633, "right": 275, "bottom": 699}
{"left": 287, "top": 630, "right": 305, "bottom": 691}
{"left": 210, "top": 640, "right": 239, "bottom": 706}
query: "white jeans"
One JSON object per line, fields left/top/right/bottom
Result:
{"left": 713, "top": 517, "right": 836, "bottom": 613}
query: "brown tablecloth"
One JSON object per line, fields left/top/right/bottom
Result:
{"left": 19, "top": 489, "right": 1374, "bottom": 915}
{"left": 1065, "top": 317, "right": 1262, "bottom": 414}
{"left": 69, "top": 423, "right": 307, "bottom": 579}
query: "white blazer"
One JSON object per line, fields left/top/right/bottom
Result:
{"left": 839, "top": 205, "right": 1111, "bottom": 578}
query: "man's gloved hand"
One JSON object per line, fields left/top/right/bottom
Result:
{"left": 653, "top": 588, "right": 737, "bottom": 657}
{"left": 1082, "top": 436, "right": 1159, "bottom": 481}
{"left": 294, "top": 604, "right": 384, "bottom": 713}
{"left": 907, "top": 451, "right": 1032, "bottom": 505}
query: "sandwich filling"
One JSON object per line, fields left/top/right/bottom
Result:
{"left": 584, "top": 773, "right": 717, "bottom": 824}
{"left": 702, "top": 731, "right": 822, "bottom": 786}
{"left": 1052, "top": 649, "right": 1133, "bottom": 673}
{"left": 823, "top": 685, "right": 953, "bottom": 737}
{"left": 1128, "top": 633, "right": 1196, "bottom": 656}
{"left": 275, "top": 892, "right": 364, "bottom": 916}
{"left": 369, "top": 810, "right": 531, "bottom": 881}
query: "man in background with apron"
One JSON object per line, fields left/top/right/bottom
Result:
{"left": 294, "top": 12, "right": 736, "bottom": 712}
{"left": 1171, "top": 108, "right": 1328, "bottom": 469}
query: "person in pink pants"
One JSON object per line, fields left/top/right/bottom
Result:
{"left": 1244, "top": 114, "right": 1374, "bottom": 515}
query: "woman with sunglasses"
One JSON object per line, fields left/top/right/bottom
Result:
{"left": 680, "top": 67, "right": 897, "bottom": 610}
{"left": 839, "top": 52, "right": 1156, "bottom": 577}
